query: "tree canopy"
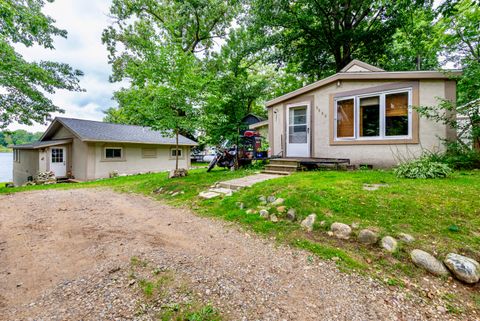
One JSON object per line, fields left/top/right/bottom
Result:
{"left": 0, "top": 0, "right": 83, "bottom": 128}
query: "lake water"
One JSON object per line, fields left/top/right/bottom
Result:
{"left": 0, "top": 153, "right": 13, "bottom": 182}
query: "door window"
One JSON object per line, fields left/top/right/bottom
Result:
{"left": 51, "top": 148, "right": 64, "bottom": 163}
{"left": 289, "top": 106, "right": 308, "bottom": 144}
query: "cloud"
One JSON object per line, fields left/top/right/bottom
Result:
{"left": 7, "top": 0, "right": 121, "bottom": 132}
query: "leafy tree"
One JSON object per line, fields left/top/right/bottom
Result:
{"left": 0, "top": 0, "right": 83, "bottom": 128}
{"left": 103, "top": 0, "right": 239, "bottom": 170}
{"left": 378, "top": 4, "right": 440, "bottom": 71}
{"left": 200, "top": 28, "right": 271, "bottom": 144}
{"left": 417, "top": 0, "right": 480, "bottom": 151}
{"left": 247, "top": 0, "right": 428, "bottom": 79}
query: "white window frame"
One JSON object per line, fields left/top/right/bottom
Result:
{"left": 170, "top": 148, "right": 183, "bottom": 158}
{"left": 104, "top": 147, "right": 123, "bottom": 159}
{"left": 334, "top": 88, "right": 413, "bottom": 142}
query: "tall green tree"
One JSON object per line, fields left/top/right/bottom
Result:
{"left": 103, "top": 0, "right": 240, "bottom": 170}
{"left": 378, "top": 4, "right": 440, "bottom": 71}
{"left": 0, "top": 0, "right": 83, "bottom": 128}
{"left": 200, "top": 28, "right": 271, "bottom": 144}
{"left": 248, "top": 0, "right": 428, "bottom": 79}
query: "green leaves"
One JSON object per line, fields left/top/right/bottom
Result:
{"left": 0, "top": 0, "right": 83, "bottom": 128}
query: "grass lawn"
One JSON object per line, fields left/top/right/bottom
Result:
{"left": 2, "top": 167, "right": 480, "bottom": 311}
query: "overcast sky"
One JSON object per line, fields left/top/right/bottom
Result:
{"left": 8, "top": 0, "right": 120, "bottom": 132}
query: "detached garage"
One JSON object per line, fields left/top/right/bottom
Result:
{"left": 12, "top": 117, "right": 197, "bottom": 186}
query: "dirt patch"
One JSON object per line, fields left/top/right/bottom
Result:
{"left": 0, "top": 189, "right": 465, "bottom": 320}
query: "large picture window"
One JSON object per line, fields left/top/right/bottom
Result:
{"left": 334, "top": 89, "right": 412, "bottom": 141}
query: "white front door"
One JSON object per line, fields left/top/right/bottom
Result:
{"left": 286, "top": 103, "right": 310, "bottom": 157}
{"left": 50, "top": 147, "right": 67, "bottom": 177}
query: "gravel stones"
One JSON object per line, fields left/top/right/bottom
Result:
{"left": 276, "top": 206, "right": 286, "bottom": 213}
{"left": 410, "top": 249, "right": 450, "bottom": 276}
{"left": 330, "top": 222, "right": 352, "bottom": 239}
{"left": 266, "top": 196, "right": 276, "bottom": 203}
{"left": 444, "top": 253, "right": 480, "bottom": 284}
{"left": 270, "top": 214, "right": 279, "bottom": 223}
{"left": 301, "top": 214, "right": 316, "bottom": 232}
{"left": 357, "top": 229, "right": 378, "bottom": 245}
{"left": 380, "top": 236, "right": 398, "bottom": 252}
{"left": 286, "top": 209, "right": 296, "bottom": 222}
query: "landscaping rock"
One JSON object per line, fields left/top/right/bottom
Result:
{"left": 398, "top": 233, "right": 415, "bottom": 243}
{"left": 169, "top": 168, "right": 188, "bottom": 179}
{"left": 258, "top": 196, "right": 267, "bottom": 204}
{"left": 351, "top": 222, "right": 360, "bottom": 229}
{"left": 271, "top": 198, "right": 285, "bottom": 206}
{"left": 381, "top": 236, "right": 398, "bottom": 252}
{"left": 259, "top": 209, "right": 269, "bottom": 219}
{"left": 301, "top": 214, "right": 316, "bottom": 232}
{"left": 444, "top": 253, "right": 480, "bottom": 284}
{"left": 270, "top": 214, "right": 279, "bottom": 223}
{"left": 410, "top": 249, "right": 450, "bottom": 276}
{"left": 267, "top": 196, "right": 276, "bottom": 203}
{"left": 246, "top": 209, "right": 256, "bottom": 214}
{"left": 276, "top": 206, "right": 286, "bottom": 213}
{"left": 286, "top": 209, "right": 296, "bottom": 221}
{"left": 358, "top": 229, "right": 378, "bottom": 245}
{"left": 331, "top": 222, "right": 352, "bottom": 239}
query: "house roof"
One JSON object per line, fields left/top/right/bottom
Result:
{"left": 40, "top": 117, "right": 198, "bottom": 146}
{"left": 249, "top": 120, "right": 268, "bottom": 129}
{"left": 266, "top": 60, "right": 462, "bottom": 107}
{"left": 13, "top": 139, "right": 73, "bottom": 150}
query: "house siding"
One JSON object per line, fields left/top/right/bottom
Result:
{"left": 12, "top": 149, "right": 39, "bottom": 186}
{"left": 269, "top": 79, "right": 451, "bottom": 167}
{"left": 91, "top": 143, "right": 190, "bottom": 179}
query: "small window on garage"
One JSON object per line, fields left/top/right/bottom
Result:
{"left": 142, "top": 148, "right": 157, "bottom": 158}
{"left": 105, "top": 147, "right": 123, "bottom": 159}
{"left": 170, "top": 148, "right": 183, "bottom": 158}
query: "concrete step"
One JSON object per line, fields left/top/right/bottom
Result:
{"left": 265, "top": 164, "right": 298, "bottom": 172}
{"left": 261, "top": 170, "right": 291, "bottom": 176}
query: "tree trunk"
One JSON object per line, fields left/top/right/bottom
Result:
{"left": 175, "top": 128, "right": 179, "bottom": 171}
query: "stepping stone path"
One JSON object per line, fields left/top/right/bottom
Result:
{"left": 363, "top": 183, "right": 389, "bottom": 191}
{"left": 199, "top": 173, "right": 284, "bottom": 199}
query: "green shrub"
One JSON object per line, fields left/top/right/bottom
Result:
{"left": 394, "top": 157, "right": 452, "bottom": 179}
{"left": 421, "top": 143, "right": 480, "bottom": 170}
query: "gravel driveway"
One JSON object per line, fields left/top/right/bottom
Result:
{"left": 0, "top": 189, "right": 451, "bottom": 320}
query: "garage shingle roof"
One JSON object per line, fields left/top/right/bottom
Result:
{"left": 54, "top": 117, "right": 197, "bottom": 146}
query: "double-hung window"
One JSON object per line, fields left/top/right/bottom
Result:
{"left": 335, "top": 88, "right": 412, "bottom": 141}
